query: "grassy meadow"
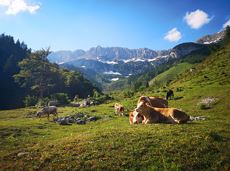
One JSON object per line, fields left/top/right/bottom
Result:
{"left": 0, "top": 82, "right": 230, "bottom": 170}
{"left": 1, "top": 38, "right": 230, "bottom": 171}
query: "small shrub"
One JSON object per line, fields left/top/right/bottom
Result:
{"left": 123, "top": 91, "right": 134, "bottom": 98}
{"left": 36, "top": 97, "right": 50, "bottom": 107}
{"left": 23, "top": 96, "right": 38, "bottom": 107}
{"left": 52, "top": 93, "right": 70, "bottom": 105}
{"left": 93, "top": 94, "right": 112, "bottom": 104}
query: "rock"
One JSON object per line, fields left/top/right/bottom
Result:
{"left": 59, "top": 119, "right": 71, "bottom": 125}
{"left": 72, "top": 103, "right": 80, "bottom": 107}
{"left": 76, "top": 120, "right": 86, "bottom": 125}
{"left": 87, "top": 116, "right": 97, "bottom": 122}
{"left": 68, "top": 118, "right": 75, "bottom": 123}
{"left": 17, "top": 152, "right": 29, "bottom": 157}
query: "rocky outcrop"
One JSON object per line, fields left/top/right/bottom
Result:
{"left": 196, "top": 30, "right": 225, "bottom": 44}
{"left": 169, "top": 42, "right": 206, "bottom": 58}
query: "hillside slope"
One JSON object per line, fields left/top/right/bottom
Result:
{"left": 172, "top": 42, "right": 230, "bottom": 87}
{"left": 149, "top": 62, "right": 194, "bottom": 87}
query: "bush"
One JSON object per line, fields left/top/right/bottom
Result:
{"left": 52, "top": 93, "right": 70, "bottom": 105}
{"left": 23, "top": 96, "right": 38, "bottom": 107}
{"left": 92, "top": 94, "right": 112, "bottom": 104}
{"left": 36, "top": 97, "right": 50, "bottom": 107}
{"left": 123, "top": 91, "right": 134, "bottom": 98}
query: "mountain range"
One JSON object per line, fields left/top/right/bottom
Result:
{"left": 48, "top": 29, "right": 226, "bottom": 88}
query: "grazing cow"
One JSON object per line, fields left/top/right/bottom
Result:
{"left": 114, "top": 103, "right": 125, "bottom": 116}
{"left": 136, "top": 99, "right": 189, "bottom": 124}
{"left": 166, "top": 90, "right": 174, "bottom": 100}
{"left": 137, "top": 96, "right": 168, "bottom": 108}
{"left": 36, "top": 106, "right": 58, "bottom": 119}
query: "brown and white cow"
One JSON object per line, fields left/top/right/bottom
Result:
{"left": 114, "top": 103, "right": 125, "bottom": 116}
{"left": 137, "top": 96, "right": 168, "bottom": 108}
{"left": 130, "top": 96, "right": 168, "bottom": 124}
{"left": 135, "top": 98, "right": 189, "bottom": 124}
{"left": 129, "top": 110, "right": 144, "bottom": 124}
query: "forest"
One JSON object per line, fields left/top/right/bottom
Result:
{"left": 0, "top": 34, "right": 99, "bottom": 109}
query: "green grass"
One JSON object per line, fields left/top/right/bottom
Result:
{"left": 0, "top": 82, "right": 230, "bottom": 170}
{"left": 1, "top": 42, "right": 230, "bottom": 171}
{"left": 149, "top": 62, "right": 194, "bottom": 87}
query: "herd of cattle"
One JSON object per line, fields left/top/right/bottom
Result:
{"left": 115, "top": 95, "right": 190, "bottom": 124}
{"left": 36, "top": 89, "right": 192, "bottom": 125}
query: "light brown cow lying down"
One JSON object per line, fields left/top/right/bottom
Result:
{"left": 137, "top": 96, "right": 168, "bottom": 108}
{"left": 135, "top": 99, "right": 189, "bottom": 124}
{"left": 130, "top": 96, "right": 168, "bottom": 124}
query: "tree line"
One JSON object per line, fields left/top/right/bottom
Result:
{"left": 0, "top": 34, "right": 99, "bottom": 109}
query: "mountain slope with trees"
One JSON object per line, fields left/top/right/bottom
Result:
{"left": 0, "top": 34, "right": 98, "bottom": 109}
{"left": 0, "top": 34, "right": 31, "bottom": 109}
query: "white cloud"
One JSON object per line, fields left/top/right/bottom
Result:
{"left": 223, "top": 19, "right": 230, "bottom": 28}
{"left": 184, "top": 9, "right": 211, "bottom": 29}
{"left": 164, "top": 28, "right": 182, "bottom": 42}
{"left": 0, "top": 0, "right": 40, "bottom": 15}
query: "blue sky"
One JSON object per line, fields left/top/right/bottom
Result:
{"left": 0, "top": 0, "right": 229, "bottom": 51}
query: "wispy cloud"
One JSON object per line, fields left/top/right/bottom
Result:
{"left": 164, "top": 28, "right": 182, "bottom": 42}
{"left": 184, "top": 9, "right": 212, "bottom": 29}
{"left": 0, "top": 0, "right": 40, "bottom": 15}
{"left": 223, "top": 19, "right": 230, "bottom": 28}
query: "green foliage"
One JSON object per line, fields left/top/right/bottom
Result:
{"left": 36, "top": 97, "right": 50, "bottom": 107}
{"left": 123, "top": 90, "right": 134, "bottom": 98}
{"left": 92, "top": 94, "right": 112, "bottom": 104}
{"left": 51, "top": 93, "right": 70, "bottom": 105}
{"left": 23, "top": 95, "right": 38, "bottom": 107}
{"left": 14, "top": 48, "right": 57, "bottom": 98}
{"left": 0, "top": 34, "right": 31, "bottom": 109}
{"left": 14, "top": 48, "right": 98, "bottom": 101}
{"left": 93, "top": 89, "right": 100, "bottom": 98}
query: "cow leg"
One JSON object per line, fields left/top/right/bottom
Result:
{"left": 170, "top": 115, "right": 180, "bottom": 124}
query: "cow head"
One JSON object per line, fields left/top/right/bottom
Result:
{"left": 136, "top": 98, "right": 151, "bottom": 113}
{"left": 36, "top": 111, "right": 42, "bottom": 117}
{"left": 132, "top": 109, "right": 143, "bottom": 124}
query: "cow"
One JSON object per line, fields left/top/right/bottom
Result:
{"left": 130, "top": 96, "right": 168, "bottom": 124}
{"left": 166, "top": 89, "right": 174, "bottom": 100}
{"left": 114, "top": 103, "right": 125, "bottom": 116}
{"left": 137, "top": 96, "right": 168, "bottom": 108}
{"left": 36, "top": 106, "right": 58, "bottom": 119}
{"left": 129, "top": 110, "right": 144, "bottom": 124}
{"left": 135, "top": 98, "right": 189, "bottom": 124}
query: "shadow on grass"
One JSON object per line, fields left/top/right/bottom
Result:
{"left": 174, "top": 96, "right": 184, "bottom": 100}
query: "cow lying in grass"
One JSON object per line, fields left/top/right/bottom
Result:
{"left": 137, "top": 96, "right": 168, "bottom": 108}
{"left": 114, "top": 103, "right": 125, "bottom": 116}
{"left": 129, "top": 110, "right": 144, "bottom": 124}
{"left": 130, "top": 96, "right": 168, "bottom": 124}
{"left": 134, "top": 98, "right": 189, "bottom": 124}
{"left": 36, "top": 106, "right": 58, "bottom": 119}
